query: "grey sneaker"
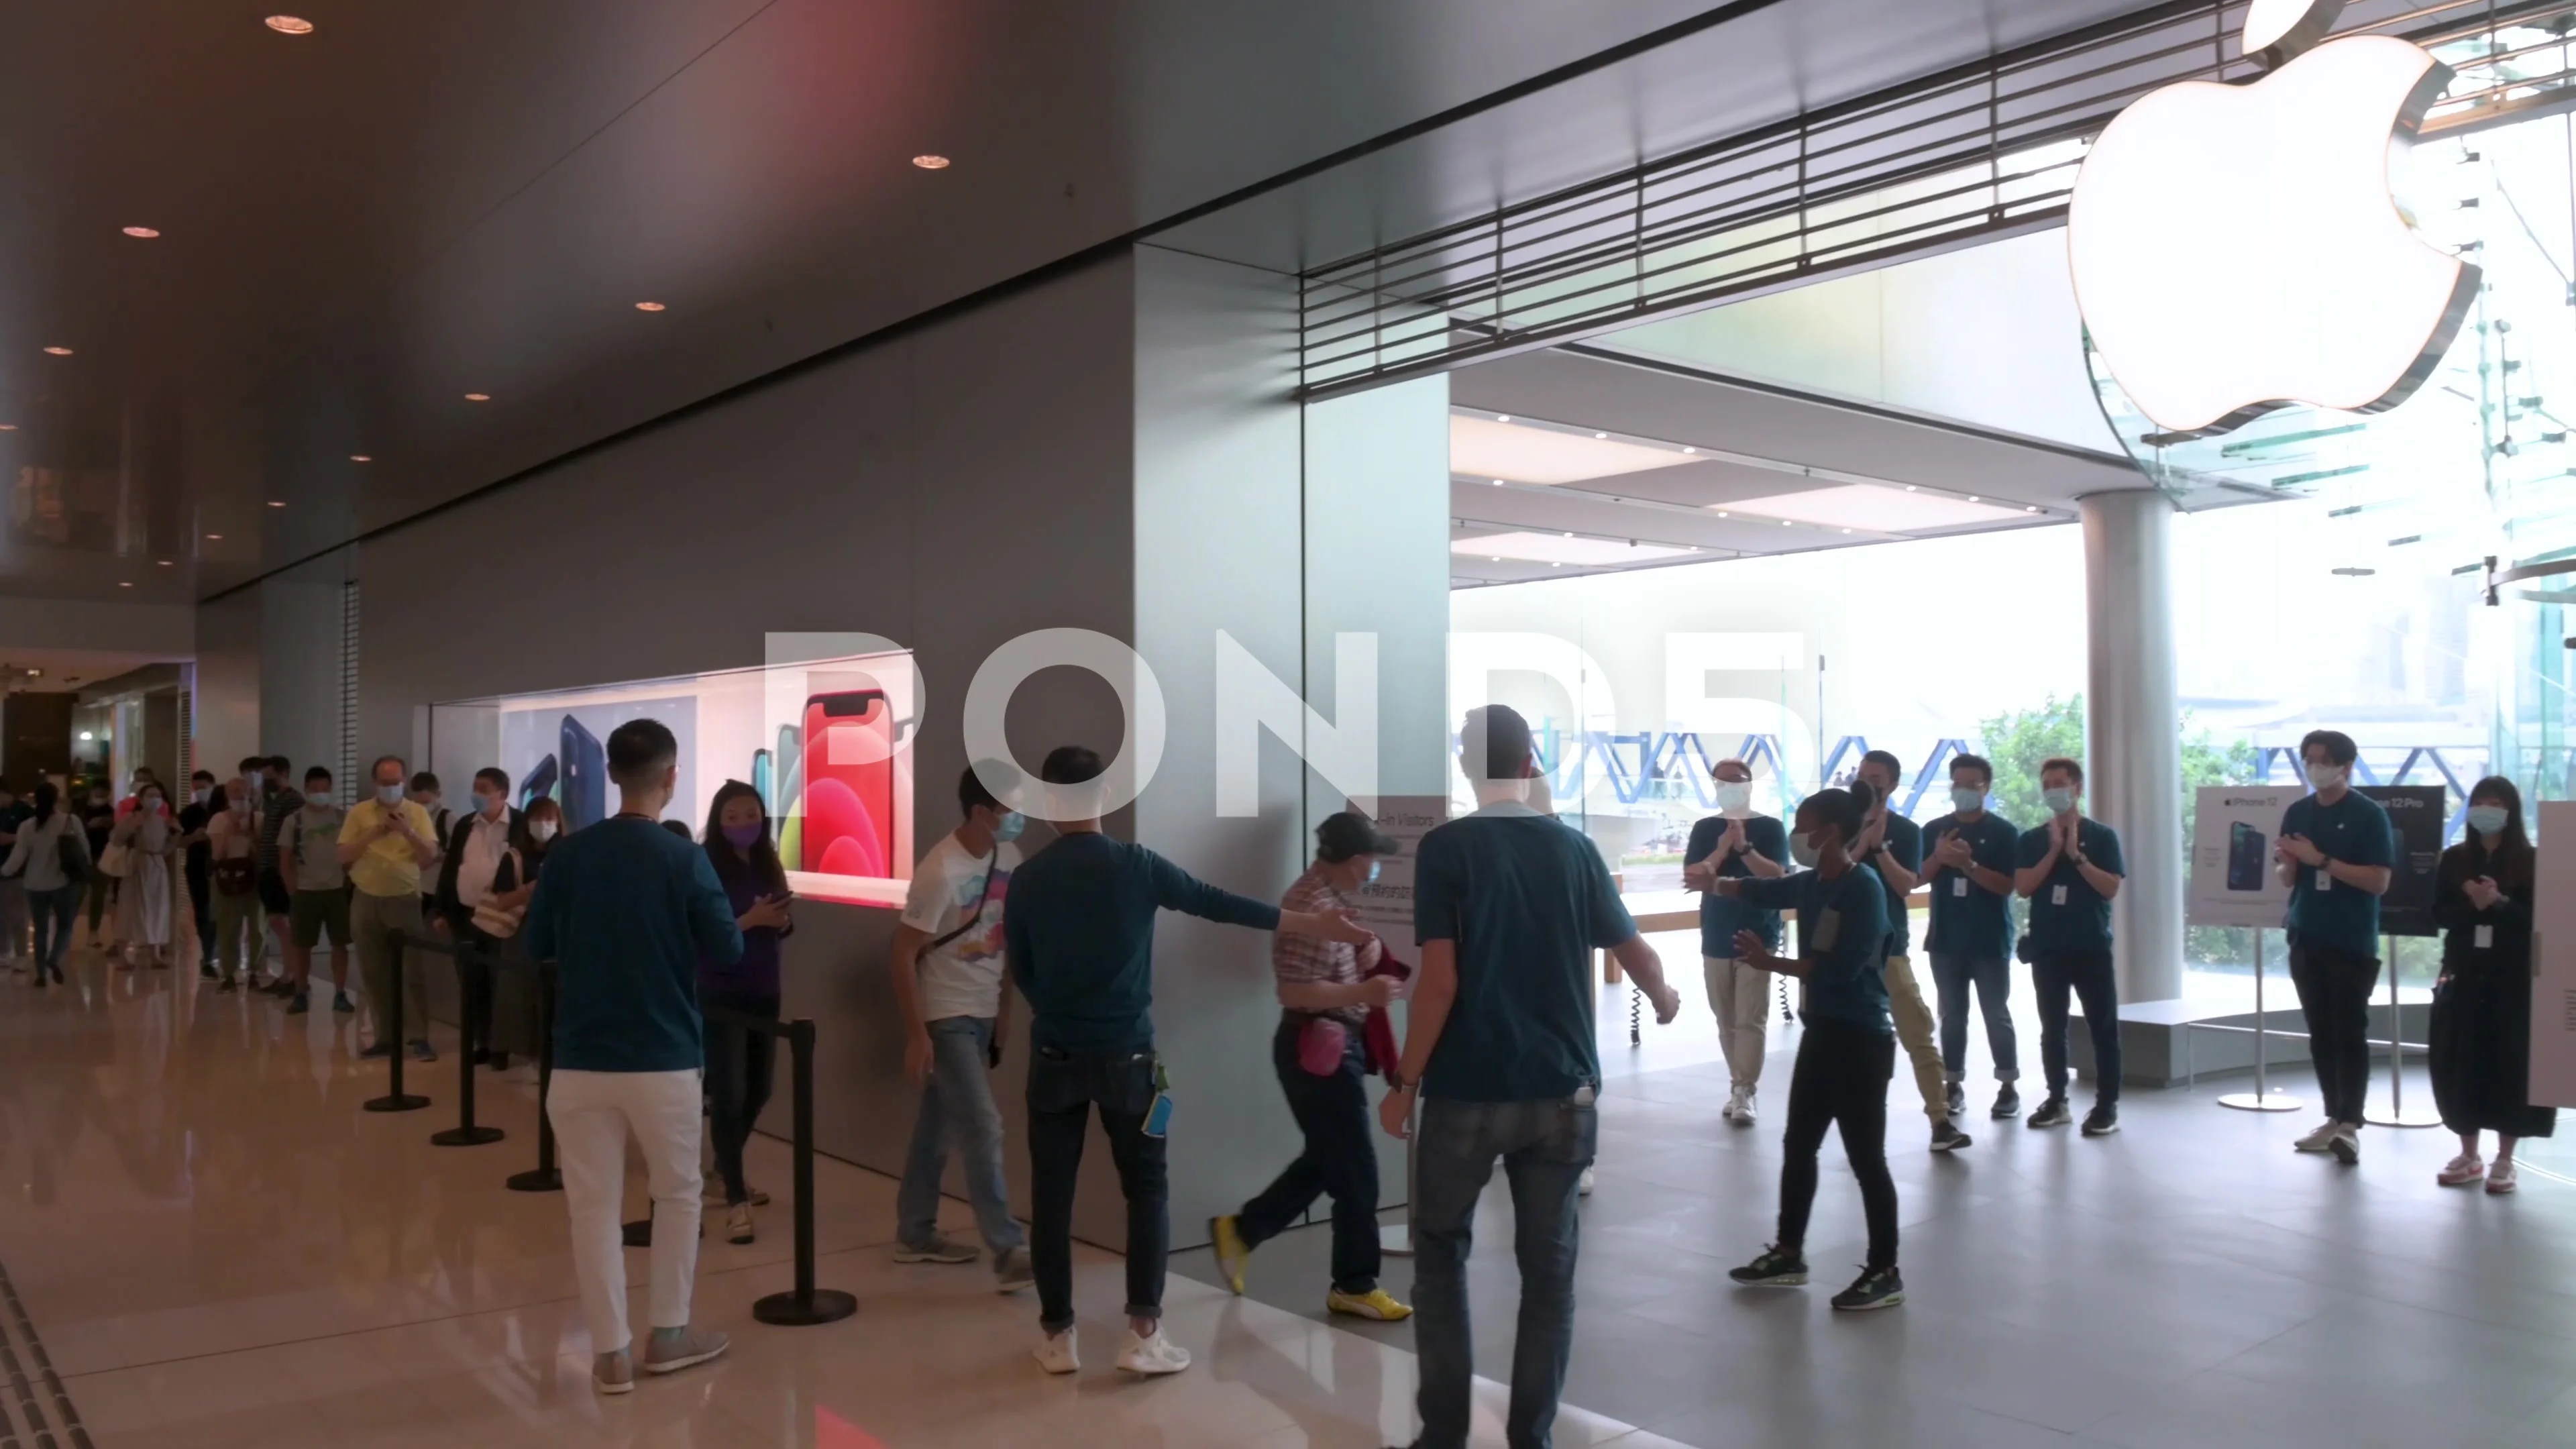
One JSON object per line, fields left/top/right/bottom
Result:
{"left": 994, "top": 1245, "right": 1035, "bottom": 1293}
{"left": 592, "top": 1348, "right": 634, "bottom": 1395}
{"left": 894, "top": 1234, "right": 981, "bottom": 1265}
{"left": 641, "top": 1324, "right": 729, "bottom": 1376}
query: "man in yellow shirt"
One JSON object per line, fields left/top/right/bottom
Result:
{"left": 339, "top": 754, "right": 441, "bottom": 1061}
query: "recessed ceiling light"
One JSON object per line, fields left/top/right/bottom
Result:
{"left": 2025, "top": 505, "right": 2039, "bottom": 513}
{"left": 1968, "top": 495, "right": 1980, "bottom": 502}
{"left": 1491, "top": 478, "right": 1504, "bottom": 486}
{"left": 912, "top": 154, "right": 951, "bottom": 170}
{"left": 205, "top": 533, "right": 222, "bottom": 541}
{"left": 264, "top": 15, "right": 313, "bottom": 34}
{"left": 0, "top": 425, "right": 15, "bottom": 431}
{"left": 1904, "top": 484, "right": 1919, "bottom": 492}
{"left": 464, "top": 392, "right": 490, "bottom": 402}
{"left": 1717, "top": 511, "right": 1729, "bottom": 518}
{"left": 156, "top": 559, "right": 173, "bottom": 567}
{"left": 117, "top": 581, "right": 132, "bottom": 588}
{"left": 266, "top": 500, "right": 285, "bottom": 508}
{"left": 1682, "top": 446, "right": 1696, "bottom": 454}
{"left": 1782, "top": 519, "right": 1792, "bottom": 526}
{"left": 1562, "top": 531, "right": 1574, "bottom": 539}
{"left": 1489, "top": 556, "right": 1502, "bottom": 562}
{"left": 41, "top": 346, "right": 70, "bottom": 356}
{"left": 635, "top": 301, "right": 667, "bottom": 313}
{"left": 1593, "top": 431, "right": 1609, "bottom": 439}
{"left": 121, "top": 225, "right": 160, "bottom": 239}
{"left": 1496, "top": 415, "right": 1511, "bottom": 423}
{"left": 350, "top": 454, "right": 371, "bottom": 463}
{"left": 1841, "top": 527, "right": 1853, "bottom": 534}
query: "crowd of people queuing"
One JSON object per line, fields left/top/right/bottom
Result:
{"left": 0, "top": 710, "right": 2553, "bottom": 1448}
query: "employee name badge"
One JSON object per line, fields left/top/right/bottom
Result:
{"left": 2477, "top": 924, "right": 2494, "bottom": 951}
{"left": 1813, "top": 908, "right": 1841, "bottom": 953}
{"left": 1952, "top": 876, "right": 1969, "bottom": 898}
{"left": 1142, "top": 1061, "right": 1174, "bottom": 1139}
{"left": 2051, "top": 884, "right": 2068, "bottom": 906}
{"left": 2315, "top": 866, "right": 2331, "bottom": 892}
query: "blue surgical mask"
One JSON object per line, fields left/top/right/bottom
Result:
{"left": 992, "top": 810, "right": 1026, "bottom": 843}
{"left": 376, "top": 784, "right": 404, "bottom": 807}
{"left": 2043, "top": 787, "right": 2078, "bottom": 815}
{"left": 1366, "top": 860, "right": 1383, "bottom": 885}
{"left": 1951, "top": 786, "right": 1985, "bottom": 813}
{"left": 2468, "top": 804, "right": 2510, "bottom": 837}
{"left": 306, "top": 791, "right": 334, "bottom": 809}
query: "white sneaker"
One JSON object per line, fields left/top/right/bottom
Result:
{"left": 2292, "top": 1120, "right": 2341, "bottom": 1154}
{"left": 2328, "top": 1125, "right": 2360, "bottom": 1166}
{"left": 1735, "top": 1089, "right": 1758, "bottom": 1126}
{"left": 1116, "top": 1329, "right": 1190, "bottom": 1377}
{"left": 1578, "top": 1167, "right": 1596, "bottom": 1197}
{"left": 1034, "top": 1328, "right": 1081, "bottom": 1375}
{"left": 2438, "top": 1153, "right": 2486, "bottom": 1187}
{"left": 2488, "top": 1160, "right": 2520, "bottom": 1195}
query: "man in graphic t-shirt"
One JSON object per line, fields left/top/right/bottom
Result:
{"left": 888, "top": 763, "right": 1033, "bottom": 1291}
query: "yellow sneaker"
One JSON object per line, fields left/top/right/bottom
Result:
{"left": 1326, "top": 1287, "right": 1413, "bottom": 1322}
{"left": 1209, "top": 1214, "right": 1251, "bottom": 1295}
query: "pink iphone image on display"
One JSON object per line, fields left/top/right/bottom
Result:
{"left": 801, "top": 689, "right": 892, "bottom": 879}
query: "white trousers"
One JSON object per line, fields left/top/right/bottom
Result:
{"left": 1704, "top": 955, "right": 1770, "bottom": 1091}
{"left": 549, "top": 1068, "right": 704, "bottom": 1354}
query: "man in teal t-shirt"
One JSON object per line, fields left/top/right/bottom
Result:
{"left": 2275, "top": 729, "right": 2396, "bottom": 1165}
{"left": 1919, "top": 752, "right": 2022, "bottom": 1121}
{"left": 2013, "top": 757, "right": 2126, "bottom": 1137}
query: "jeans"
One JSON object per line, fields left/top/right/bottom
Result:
{"left": 896, "top": 1016, "right": 1026, "bottom": 1256}
{"left": 1411, "top": 1093, "right": 1595, "bottom": 1449}
{"left": 548, "top": 1068, "right": 703, "bottom": 1354}
{"left": 83, "top": 869, "right": 113, "bottom": 936}
{"left": 1883, "top": 955, "right": 1950, "bottom": 1124}
{"left": 211, "top": 890, "right": 261, "bottom": 984}
{"left": 0, "top": 876, "right": 26, "bottom": 960}
{"left": 1703, "top": 956, "right": 1769, "bottom": 1092}
{"left": 29, "top": 886, "right": 77, "bottom": 971}
{"left": 351, "top": 890, "right": 428, "bottom": 1044}
{"left": 1237, "top": 1020, "right": 1380, "bottom": 1294}
{"left": 454, "top": 922, "right": 498, "bottom": 1055}
{"left": 1929, "top": 952, "right": 2019, "bottom": 1083}
{"left": 187, "top": 870, "right": 213, "bottom": 966}
{"left": 2290, "top": 938, "right": 2381, "bottom": 1125}
{"left": 1778, "top": 1018, "right": 1898, "bottom": 1270}
{"left": 702, "top": 989, "right": 780, "bottom": 1208}
{"left": 2034, "top": 949, "right": 2121, "bottom": 1106}
{"left": 1027, "top": 1044, "right": 1165, "bottom": 1334}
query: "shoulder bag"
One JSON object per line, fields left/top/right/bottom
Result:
{"left": 471, "top": 848, "right": 527, "bottom": 938}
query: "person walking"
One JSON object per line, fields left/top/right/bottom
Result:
{"left": 700, "top": 780, "right": 795, "bottom": 1246}
{"left": 254, "top": 755, "right": 306, "bottom": 990}
{"left": 4, "top": 784, "right": 88, "bottom": 985}
{"left": 2276, "top": 729, "right": 2395, "bottom": 1165}
{"left": 1211, "top": 810, "right": 1413, "bottom": 1324}
{"left": 525, "top": 718, "right": 741, "bottom": 1394}
{"left": 1682, "top": 757, "right": 1788, "bottom": 1126}
{"left": 889, "top": 765, "right": 1031, "bottom": 1286}
{"left": 433, "top": 769, "right": 519, "bottom": 1063}
{"left": 276, "top": 768, "right": 351, "bottom": 1015}
{"left": 2430, "top": 777, "right": 2554, "bottom": 1193}
{"left": 207, "top": 780, "right": 265, "bottom": 991}
{"left": 339, "top": 756, "right": 441, "bottom": 1062}
{"left": 1849, "top": 751, "right": 1966, "bottom": 1151}
{"left": 1008, "top": 745, "right": 1374, "bottom": 1379}
{"left": 106, "top": 778, "right": 184, "bottom": 970}
{"left": 178, "top": 771, "right": 218, "bottom": 979}
{"left": 2015, "top": 757, "right": 2129, "bottom": 1138}
{"left": 1719, "top": 781, "right": 1906, "bottom": 1311}
{"left": 1383, "top": 705, "right": 1682, "bottom": 1449}
{"left": 78, "top": 782, "right": 116, "bottom": 949}
{"left": 1918, "top": 753, "right": 2023, "bottom": 1120}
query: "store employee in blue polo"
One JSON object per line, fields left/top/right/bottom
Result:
{"left": 2275, "top": 729, "right": 2394, "bottom": 1167}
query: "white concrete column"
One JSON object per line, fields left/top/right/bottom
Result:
{"left": 2082, "top": 489, "right": 2183, "bottom": 1002}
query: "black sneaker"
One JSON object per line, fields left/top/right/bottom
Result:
{"left": 2028, "top": 1096, "right": 2072, "bottom": 1128}
{"left": 409, "top": 1039, "right": 439, "bottom": 1063}
{"left": 1992, "top": 1085, "right": 2022, "bottom": 1119}
{"left": 332, "top": 991, "right": 356, "bottom": 1014}
{"left": 1830, "top": 1266, "right": 1905, "bottom": 1311}
{"left": 2082, "top": 1104, "right": 2121, "bottom": 1136}
{"left": 1729, "top": 1245, "right": 1809, "bottom": 1287}
{"left": 359, "top": 1042, "right": 394, "bottom": 1059}
{"left": 285, "top": 991, "right": 311, "bottom": 1016}
{"left": 199, "top": 963, "right": 217, "bottom": 981}
{"left": 216, "top": 978, "right": 239, "bottom": 994}
{"left": 1930, "top": 1120, "right": 1972, "bottom": 1152}
{"left": 1945, "top": 1081, "right": 1967, "bottom": 1120}
{"left": 262, "top": 978, "right": 295, "bottom": 998}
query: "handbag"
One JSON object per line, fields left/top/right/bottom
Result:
{"left": 97, "top": 840, "right": 130, "bottom": 878}
{"left": 56, "top": 830, "right": 89, "bottom": 885}
{"left": 214, "top": 854, "right": 257, "bottom": 897}
{"left": 1296, "top": 1016, "right": 1351, "bottom": 1076}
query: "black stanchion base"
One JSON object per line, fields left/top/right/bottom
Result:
{"left": 431, "top": 1125, "right": 507, "bottom": 1146}
{"left": 753, "top": 1289, "right": 857, "bottom": 1326}
{"left": 506, "top": 1167, "right": 562, "bottom": 1193}
{"left": 623, "top": 1217, "right": 706, "bottom": 1246}
{"left": 363, "top": 1093, "right": 432, "bottom": 1114}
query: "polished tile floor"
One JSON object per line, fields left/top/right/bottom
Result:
{"left": 0, "top": 947, "right": 1692, "bottom": 1448}
{"left": 1181, "top": 934, "right": 2576, "bottom": 1448}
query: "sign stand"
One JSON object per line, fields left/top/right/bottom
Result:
{"left": 2365, "top": 932, "right": 2440, "bottom": 1128}
{"left": 2218, "top": 930, "right": 2302, "bottom": 1112}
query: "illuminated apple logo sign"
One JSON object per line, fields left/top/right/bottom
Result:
{"left": 2068, "top": 0, "right": 2480, "bottom": 438}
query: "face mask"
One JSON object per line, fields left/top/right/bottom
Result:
{"left": 2305, "top": 763, "right": 2345, "bottom": 793}
{"left": 1951, "top": 786, "right": 1986, "bottom": 813}
{"left": 2468, "top": 805, "right": 2509, "bottom": 837}
{"left": 722, "top": 822, "right": 762, "bottom": 850}
{"left": 531, "top": 820, "right": 559, "bottom": 843}
{"left": 2043, "top": 787, "right": 2078, "bottom": 815}
{"left": 192, "top": 788, "right": 211, "bottom": 806}
{"left": 1713, "top": 781, "right": 1753, "bottom": 815}
{"left": 376, "top": 784, "right": 404, "bottom": 807}
{"left": 140, "top": 797, "right": 162, "bottom": 813}
{"left": 992, "top": 810, "right": 1026, "bottom": 844}
{"left": 474, "top": 791, "right": 502, "bottom": 816}
{"left": 307, "top": 791, "right": 334, "bottom": 809}
{"left": 230, "top": 796, "right": 252, "bottom": 814}
{"left": 1366, "top": 859, "right": 1384, "bottom": 885}
{"left": 1788, "top": 830, "right": 1822, "bottom": 869}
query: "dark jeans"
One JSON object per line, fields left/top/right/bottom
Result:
{"left": 701, "top": 989, "right": 780, "bottom": 1207}
{"left": 2033, "top": 949, "right": 2121, "bottom": 1106}
{"left": 1929, "top": 951, "right": 2019, "bottom": 1082}
{"left": 189, "top": 868, "right": 214, "bottom": 964}
{"left": 1412, "top": 1093, "right": 1594, "bottom": 1449}
{"left": 1778, "top": 1018, "right": 1898, "bottom": 1270}
{"left": 30, "top": 886, "right": 78, "bottom": 969}
{"left": 2290, "top": 938, "right": 2381, "bottom": 1126}
{"left": 1237, "top": 1020, "right": 1380, "bottom": 1294}
{"left": 1027, "top": 1044, "right": 1166, "bottom": 1334}
{"left": 454, "top": 921, "right": 498, "bottom": 1054}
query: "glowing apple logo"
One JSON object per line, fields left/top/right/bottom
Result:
{"left": 2068, "top": 0, "right": 2479, "bottom": 438}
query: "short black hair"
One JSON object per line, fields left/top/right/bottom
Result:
{"left": 608, "top": 718, "right": 679, "bottom": 788}
{"left": 662, "top": 819, "right": 694, "bottom": 841}
{"left": 191, "top": 769, "right": 215, "bottom": 784}
{"left": 1039, "top": 745, "right": 1104, "bottom": 786}
{"left": 265, "top": 755, "right": 290, "bottom": 773}
{"left": 2041, "top": 756, "right": 2085, "bottom": 787}
{"left": 371, "top": 754, "right": 407, "bottom": 781}
{"left": 1801, "top": 780, "right": 1878, "bottom": 840}
{"left": 961, "top": 761, "right": 1018, "bottom": 814}
{"left": 2300, "top": 729, "right": 2358, "bottom": 767}
{"left": 1949, "top": 753, "right": 1994, "bottom": 785}
{"left": 1461, "top": 704, "right": 1536, "bottom": 783}
{"left": 1859, "top": 749, "right": 1902, "bottom": 784}
{"left": 238, "top": 756, "right": 266, "bottom": 776}
{"left": 409, "top": 771, "right": 440, "bottom": 792}
{"left": 474, "top": 767, "right": 510, "bottom": 796}
{"left": 305, "top": 766, "right": 331, "bottom": 786}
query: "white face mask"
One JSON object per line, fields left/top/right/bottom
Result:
{"left": 1951, "top": 785, "right": 1986, "bottom": 813}
{"left": 307, "top": 791, "right": 335, "bottom": 809}
{"left": 530, "top": 820, "right": 559, "bottom": 843}
{"left": 1713, "top": 780, "right": 1753, "bottom": 816}
{"left": 1788, "top": 830, "right": 1822, "bottom": 869}
{"left": 376, "top": 784, "right": 404, "bottom": 807}
{"left": 2043, "top": 786, "right": 2078, "bottom": 816}
{"left": 2305, "top": 762, "right": 2345, "bottom": 793}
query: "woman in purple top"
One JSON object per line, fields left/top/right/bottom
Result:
{"left": 699, "top": 780, "right": 795, "bottom": 1243}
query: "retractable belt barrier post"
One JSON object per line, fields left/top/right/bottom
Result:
{"left": 362, "top": 932, "right": 431, "bottom": 1114}
{"left": 507, "top": 961, "right": 563, "bottom": 1193}
{"left": 699, "top": 1006, "right": 857, "bottom": 1327}
{"left": 394, "top": 931, "right": 508, "bottom": 1148}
